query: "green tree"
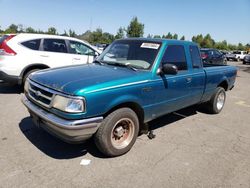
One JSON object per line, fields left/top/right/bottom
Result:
{"left": 115, "top": 27, "right": 125, "bottom": 39}
{"left": 165, "top": 32, "right": 173, "bottom": 39}
{"left": 78, "top": 30, "right": 92, "bottom": 43}
{"left": 25, "top": 27, "right": 36, "bottom": 33}
{"left": 47, "top": 27, "right": 57, "bottom": 35}
{"left": 173, "top": 33, "right": 178, "bottom": 39}
{"left": 126, "top": 17, "right": 144, "bottom": 37}
{"left": 69, "top": 29, "right": 76, "bottom": 37}
{"left": 17, "top": 24, "right": 24, "bottom": 32}
{"left": 237, "top": 43, "right": 245, "bottom": 51}
{"left": 61, "top": 30, "right": 69, "bottom": 36}
{"left": 102, "top": 32, "right": 115, "bottom": 43}
{"left": 180, "top": 35, "right": 185, "bottom": 40}
{"left": 192, "top": 34, "right": 203, "bottom": 46}
{"left": 4, "top": 24, "right": 18, "bottom": 33}
{"left": 147, "top": 34, "right": 153, "bottom": 38}
{"left": 153, "top": 35, "right": 161, "bottom": 38}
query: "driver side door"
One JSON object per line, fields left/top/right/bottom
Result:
{"left": 152, "top": 45, "right": 192, "bottom": 118}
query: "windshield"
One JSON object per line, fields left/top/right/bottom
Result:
{"left": 97, "top": 40, "right": 162, "bottom": 70}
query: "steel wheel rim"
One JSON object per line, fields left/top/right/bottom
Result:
{"left": 111, "top": 118, "right": 135, "bottom": 149}
{"left": 217, "top": 91, "right": 225, "bottom": 110}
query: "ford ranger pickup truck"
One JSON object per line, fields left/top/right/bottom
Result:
{"left": 21, "top": 38, "right": 237, "bottom": 157}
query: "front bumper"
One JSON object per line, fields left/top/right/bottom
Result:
{"left": 21, "top": 94, "right": 103, "bottom": 143}
{"left": 0, "top": 71, "right": 20, "bottom": 84}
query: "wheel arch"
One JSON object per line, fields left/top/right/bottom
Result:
{"left": 218, "top": 80, "right": 229, "bottom": 91}
{"left": 20, "top": 64, "right": 50, "bottom": 82}
{"left": 104, "top": 101, "right": 145, "bottom": 130}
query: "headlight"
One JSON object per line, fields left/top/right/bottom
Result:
{"left": 24, "top": 79, "right": 30, "bottom": 93}
{"left": 52, "top": 95, "right": 85, "bottom": 113}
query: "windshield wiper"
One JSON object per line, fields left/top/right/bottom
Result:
{"left": 93, "top": 59, "right": 104, "bottom": 65}
{"left": 106, "top": 62, "right": 137, "bottom": 71}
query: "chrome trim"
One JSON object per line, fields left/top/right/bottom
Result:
{"left": 27, "top": 79, "right": 86, "bottom": 112}
{"left": 29, "top": 86, "right": 52, "bottom": 100}
{"left": 28, "top": 92, "right": 51, "bottom": 108}
{"left": 21, "top": 94, "right": 103, "bottom": 142}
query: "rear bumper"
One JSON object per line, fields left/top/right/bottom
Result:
{"left": 0, "top": 71, "right": 20, "bottom": 84}
{"left": 21, "top": 94, "right": 103, "bottom": 143}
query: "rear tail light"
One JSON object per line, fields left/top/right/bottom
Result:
{"left": 0, "top": 35, "right": 16, "bottom": 56}
{"left": 201, "top": 54, "right": 208, "bottom": 59}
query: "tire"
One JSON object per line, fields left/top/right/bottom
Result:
{"left": 23, "top": 69, "right": 40, "bottom": 84}
{"left": 94, "top": 108, "right": 139, "bottom": 157}
{"left": 206, "top": 87, "right": 226, "bottom": 114}
{"left": 243, "top": 61, "right": 246, "bottom": 65}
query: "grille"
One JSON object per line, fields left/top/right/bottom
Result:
{"left": 28, "top": 80, "right": 54, "bottom": 108}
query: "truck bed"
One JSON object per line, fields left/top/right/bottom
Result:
{"left": 201, "top": 63, "right": 237, "bottom": 102}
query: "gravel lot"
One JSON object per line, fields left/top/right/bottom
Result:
{"left": 0, "top": 61, "right": 250, "bottom": 188}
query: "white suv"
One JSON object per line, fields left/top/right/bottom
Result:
{"left": 0, "top": 33, "right": 100, "bottom": 85}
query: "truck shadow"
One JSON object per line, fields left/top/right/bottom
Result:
{"left": 0, "top": 83, "right": 22, "bottom": 94}
{"left": 148, "top": 105, "right": 200, "bottom": 131}
{"left": 19, "top": 105, "right": 206, "bottom": 159}
{"left": 19, "top": 117, "right": 104, "bottom": 159}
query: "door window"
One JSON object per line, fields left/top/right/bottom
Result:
{"left": 69, "top": 41, "right": 94, "bottom": 56}
{"left": 43, "top": 39, "right": 67, "bottom": 53}
{"left": 161, "top": 45, "right": 187, "bottom": 70}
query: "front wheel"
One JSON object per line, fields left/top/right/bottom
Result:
{"left": 94, "top": 108, "right": 139, "bottom": 157}
{"left": 206, "top": 87, "right": 226, "bottom": 114}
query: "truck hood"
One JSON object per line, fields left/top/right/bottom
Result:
{"left": 30, "top": 64, "right": 147, "bottom": 95}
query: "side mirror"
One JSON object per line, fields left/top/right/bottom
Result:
{"left": 159, "top": 64, "right": 178, "bottom": 75}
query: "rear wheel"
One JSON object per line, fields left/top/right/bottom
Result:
{"left": 94, "top": 108, "right": 139, "bottom": 157}
{"left": 205, "top": 87, "right": 226, "bottom": 114}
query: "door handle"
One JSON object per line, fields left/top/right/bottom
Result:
{"left": 40, "top": 55, "right": 49, "bottom": 57}
{"left": 186, "top": 77, "right": 192, "bottom": 83}
{"left": 73, "top": 58, "right": 81, "bottom": 60}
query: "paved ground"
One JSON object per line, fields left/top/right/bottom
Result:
{"left": 0, "top": 61, "right": 250, "bottom": 188}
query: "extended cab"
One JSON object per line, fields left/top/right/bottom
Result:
{"left": 22, "top": 39, "right": 237, "bottom": 157}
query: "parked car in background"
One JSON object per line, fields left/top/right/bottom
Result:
{"left": 95, "top": 43, "right": 109, "bottom": 51}
{"left": 227, "top": 51, "right": 247, "bottom": 61}
{"left": 200, "top": 48, "right": 227, "bottom": 65}
{"left": 243, "top": 54, "right": 250, "bottom": 64}
{"left": 22, "top": 38, "right": 237, "bottom": 157}
{"left": 0, "top": 33, "right": 100, "bottom": 85}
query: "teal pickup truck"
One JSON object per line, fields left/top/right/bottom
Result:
{"left": 22, "top": 38, "right": 237, "bottom": 157}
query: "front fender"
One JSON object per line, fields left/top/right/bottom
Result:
{"left": 104, "top": 94, "right": 143, "bottom": 113}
